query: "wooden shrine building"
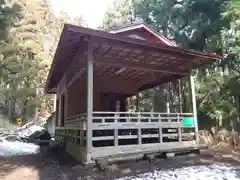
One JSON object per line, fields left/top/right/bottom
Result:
{"left": 45, "top": 21, "right": 221, "bottom": 165}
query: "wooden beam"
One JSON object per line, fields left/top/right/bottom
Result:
{"left": 66, "top": 38, "right": 87, "bottom": 88}
{"left": 94, "top": 58, "right": 188, "bottom": 76}
{"left": 67, "top": 66, "right": 86, "bottom": 88}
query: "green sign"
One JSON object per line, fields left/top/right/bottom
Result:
{"left": 183, "top": 117, "right": 195, "bottom": 127}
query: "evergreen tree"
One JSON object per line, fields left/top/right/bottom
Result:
{"left": 102, "top": 0, "right": 240, "bottom": 131}
{"left": 0, "top": 0, "right": 86, "bottom": 121}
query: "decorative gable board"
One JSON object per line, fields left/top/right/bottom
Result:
{"left": 108, "top": 23, "right": 177, "bottom": 46}
{"left": 127, "top": 34, "right": 146, "bottom": 41}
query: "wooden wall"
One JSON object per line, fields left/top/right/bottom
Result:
{"left": 65, "top": 73, "right": 139, "bottom": 117}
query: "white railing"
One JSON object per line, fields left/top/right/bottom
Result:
{"left": 55, "top": 113, "right": 87, "bottom": 147}
{"left": 55, "top": 111, "right": 198, "bottom": 160}
{"left": 56, "top": 112, "right": 196, "bottom": 148}
{"left": 91, "top": 111, "right": 196, "bottom": 147}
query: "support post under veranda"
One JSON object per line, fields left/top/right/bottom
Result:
{"left": 188, "top": 73, "right": 199, "bottom": 144}
{"left": 166, "top": 83, "right": 170, "bottom": 113}
{"left": 87, "top": 39, "right": 93, "bottom": 162}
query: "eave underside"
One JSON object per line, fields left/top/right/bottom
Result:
{"left": 45, "top": 24, "right": 220, "bottom": 93}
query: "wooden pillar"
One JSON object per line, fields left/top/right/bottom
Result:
{"left": 177, "top": 79, "right": 182, "bottom": 142}
{"left": 52, "top": 95, "right": 57, "bottom": 136}
{"left": 166, "top": 83, "right": 170, "bottom": 113}
{"left": 188, "top": 73, "right": 199, "bottom": 144}
{"left": 53, "top": 94, "right": 57, "bottom": 111}
{"left": 55, "top": 99, "right": 58, "bottom": 127}
{"left": 58, "top": 95, "right": 61, "bottom": 127}
{"left": 64, "top": 90, "right": 68, "bottom": 124}
{"left": 87, "top": 40, "right": 93, "bottom": 155}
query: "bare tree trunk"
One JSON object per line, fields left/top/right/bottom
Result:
{"left": 218, "top": 115, "right": 223, "bottom": 128}
{"left": 182, "top": 78, "right": 187, "bottom": 113}
{"left": 8, "top": 98, "right": 13, "bottom": 119}
{"left": 21, "top": 99, "right": 28, "bottom": 123}
{"left": 235, "top": 95, "right": 240, "bottom": 132}
{"left": 178, "top": 79, "right": 183, "bottom": 113}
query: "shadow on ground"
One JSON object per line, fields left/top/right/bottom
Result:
{"left": 0, "top": 149, "right": 240, "bottom": 180}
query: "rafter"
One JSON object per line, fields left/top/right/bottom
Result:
{"left": 94, "top": 58, "right": 188, "bottom": 75}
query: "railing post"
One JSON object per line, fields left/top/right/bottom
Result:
{"left": 188, "top": 73, "right": 199, "bottom": 144}
{"left": 159, "top": 128, "right": 162, "bottom": 143}
{"left": 114, "top": 114, "right": 118, "bottom": 146}
{"left": 75, "top": 129, "right": 77, "bottom": 144}
{"left": 114, "top": 129, "right": 118, "bottom": 146}
{"left": 177, "top": 114, "right": 182, "bottom": 142}
{"left": 87, "top": 39, "right": 93, "bottom": 157}
{"left": 138, "top": 128, "right": 142, "bottom": 145}
{"left": 80, "top": 130, "right": 84, "bottom": 146}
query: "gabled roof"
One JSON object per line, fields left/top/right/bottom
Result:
{"left": 105, "top": 21, "right": 177, "bottom": 46}
{"left": 44, "top": 24, "right": 222, "bottom": 93}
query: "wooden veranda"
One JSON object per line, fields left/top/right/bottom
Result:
{"left": 45, "top": 23, "right": 221, "bottom": 165}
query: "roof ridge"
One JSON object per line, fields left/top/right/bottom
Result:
{"left": 104, "top": 19, "right": 147, "bottom": 31}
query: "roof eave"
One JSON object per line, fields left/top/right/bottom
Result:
{"left": 44, "top": 25, "right": 68, "bottom": 93}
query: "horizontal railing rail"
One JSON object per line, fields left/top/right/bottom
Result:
{"left": 65, "top": 113, "right": 87, "bottom": 121}
{"left": 93, "top": 111, "right": 193, "bottom": 115}
{"left": 92, "top": 111, "right": 193, "bottom": 124}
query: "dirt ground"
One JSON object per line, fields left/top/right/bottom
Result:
{"left": 0, "top": 148, "right": 240, "bottom": 180}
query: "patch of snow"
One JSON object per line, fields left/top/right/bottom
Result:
{"left": 116, "top": 164, "right": 240, "bottom": 180}
{"left": 17, "top": 121, "right": 35, "bottom": 130}
{"left": 0, "top": 139, "right": 40, "bottom": 156}
{"left": 19, "top": 125, "right": 45, "bottom": 137}
{"left": 27, "top": 125, "right": 45, "bottom": 134}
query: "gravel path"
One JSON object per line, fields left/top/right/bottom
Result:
{"left": 0, "top": 150, "right": 240, "bottom": 180}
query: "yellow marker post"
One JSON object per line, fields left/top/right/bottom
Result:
{"left": 16, "top": 118, "right": 23, "bottom": 127}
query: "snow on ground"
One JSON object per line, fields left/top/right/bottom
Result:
{"left": 18, "top": 125, "right": 45, "bottom": 137}
{"left": 0, "top": 124, "right": 43, "bottom": 157}
{"left": 0, "top": 139, "right": 40, "bottom": 156}
{"left": 117, "top": 164, "right": 240, "bottom": 180}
